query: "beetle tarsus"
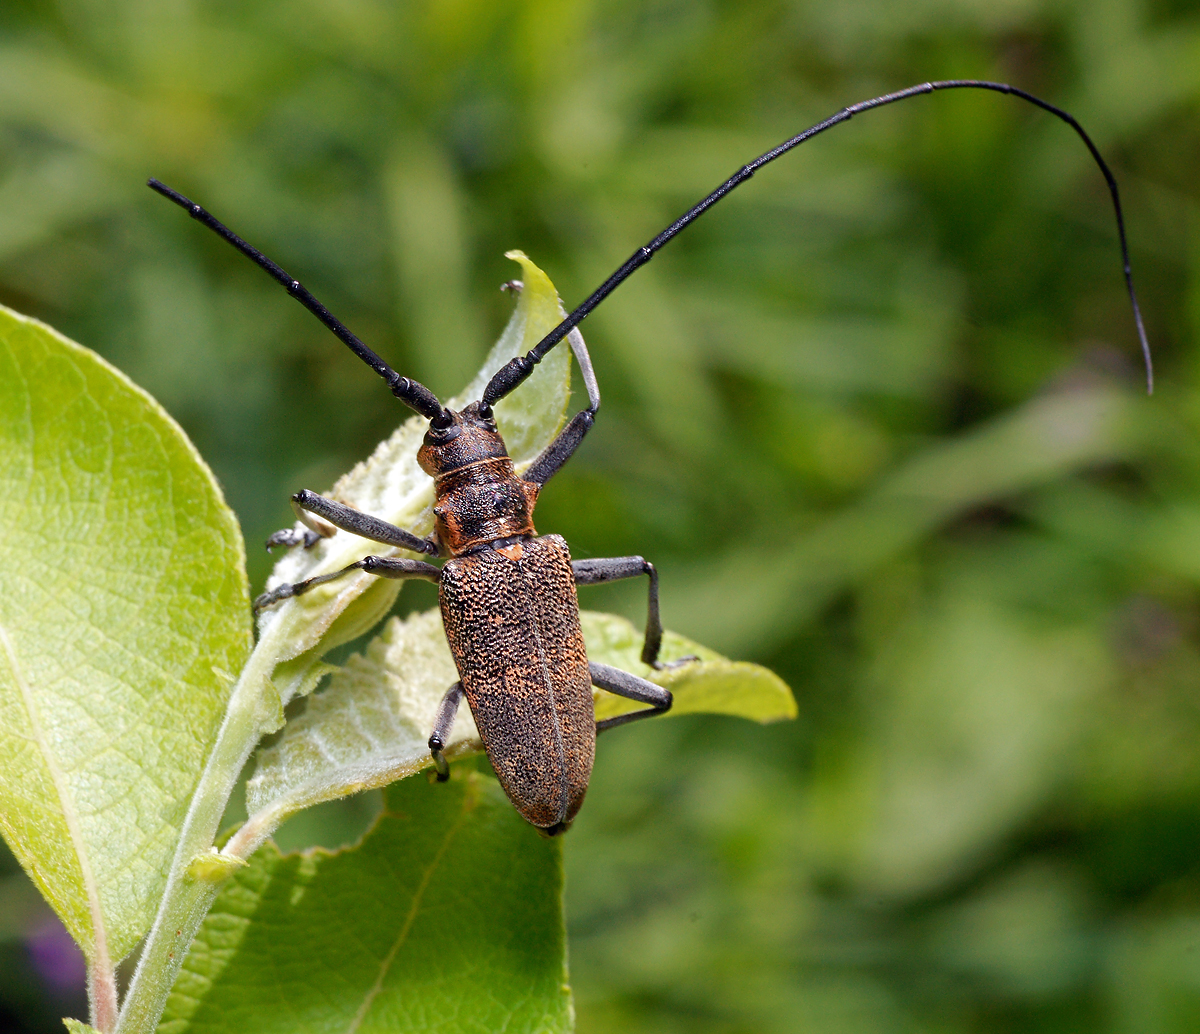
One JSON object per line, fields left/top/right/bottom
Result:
{"left": 429, "top": 733, "right": 450, "bottom": 781}
{"left": 265, "top": 527, "right": 322, "bottom": 552}
{"left": 428, "top": 682, "right": 464, "bottom": 783}
{"left": 650, "top": 654, "right": 700, "bottom": 672}
{"left": 252, "top": 583, "right": 297, "bottom": 611}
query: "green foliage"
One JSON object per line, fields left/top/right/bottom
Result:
{"left": 580, "top": 611, "right": 796, "bottom": 723}
{"left": 0, "top": 1, "right": 1198, "bottom": 1032}
{"left": 0, "top": 254, "right": 792, "bottom": 1033}
{"left": 0, "top": 306, "right": 250, "bottom": 963}
{"left": 160, "top": 774, "right": 569, "bottom": 1034}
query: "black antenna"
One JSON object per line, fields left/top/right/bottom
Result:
{"left": 482, "top": 79, "right": 1153, "bottom": 409}
{"left": 147, "top": 179, "right": 450, "bottom": 424}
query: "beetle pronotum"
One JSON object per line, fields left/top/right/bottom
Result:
{"left": 151, "top": 79, "right": 1151, "bottom": 835}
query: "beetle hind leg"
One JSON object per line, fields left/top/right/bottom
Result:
{"left": 428, "top": 681, "right": 464, "bottom": 781}
{"left": 590, "top": 661, "right": 672, "bottom": 733}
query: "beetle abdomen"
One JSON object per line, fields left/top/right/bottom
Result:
{"left": 440, "top": 534, "right": 594, "bottom": 832}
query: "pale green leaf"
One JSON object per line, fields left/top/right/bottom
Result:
{"left": 235, "top": 607, "right": 793, "bottom": 851}
{"left": 0, "top": 304, "right": 251, "bottom": 962}
{"left": 254, "top": 251, "right": 574, "bottom": 704}
{"left": 159, "top": 773, "right": 570, "bottom": 1034}
{"left": 63, "top": 1020, "right": 103, "bottom": 1034}
{"left": 579, "top": 611, "right": 797, "bottom": 724}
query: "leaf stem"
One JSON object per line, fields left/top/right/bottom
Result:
{"left": 88, "top": 957, "right": 118, "bottom": 1033}
{"left": 113, "top": 624, "right": 286, "bottom": 1034}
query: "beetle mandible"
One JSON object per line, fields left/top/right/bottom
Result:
{"left": 149, "top": 79, "right": 1151, "bottom": 837}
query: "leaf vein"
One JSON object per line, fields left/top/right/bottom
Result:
{"left": 342, "top": 788, "right": 472, "bottom": 1034}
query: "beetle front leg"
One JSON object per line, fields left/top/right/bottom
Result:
{"left": 265, "top": 493, "right": 338, "bottom": 551}
{"left": 253, "top": 555, "right": 440, "bottom": 611}
{"left": 590, "top": 661, "right": 672, "bottom": 733}
{"left": 266, "top": 489, "right": 439, "bottom": 555}
{"left": 428, "top": 681, "right": 464, "bottom": 781}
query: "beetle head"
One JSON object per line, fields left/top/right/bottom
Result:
{"left": 418, "top": 401, "right": 508, "bottom": 478}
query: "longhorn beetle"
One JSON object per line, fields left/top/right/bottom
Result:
{"left": 150, "top": 79, "right": 1151, "bottom": 837}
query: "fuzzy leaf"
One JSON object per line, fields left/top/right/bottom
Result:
{"left": 255, "top": 252, "right": 574, "bottom": 704}
{"left": 237, "top": 607, "right": 793, "bottom": 846}
{"left": 159, "top": 773, "right": 570, "bottom": 1034}
{"left": 0, "top": 305, "right": 251, "bottom": 962}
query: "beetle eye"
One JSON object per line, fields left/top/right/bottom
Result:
{"left": 425, "top": 421, "right": 462, "bottom": 444}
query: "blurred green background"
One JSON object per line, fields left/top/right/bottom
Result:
{"left": 1, "top": 0, "right": 1198, "bottom": 1031}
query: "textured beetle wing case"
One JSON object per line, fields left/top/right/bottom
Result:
{"left": 440, "top": 534, "right": 595, "bottom": 829}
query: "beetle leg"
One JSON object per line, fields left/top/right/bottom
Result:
{"left": 266, "top": 489, "right": 438, "bottom": 555}
{"left": 428, "top": 681, "right": 464, "bottom": 781}
{"left": 572, "top": 556, "right": 672, "bottom": 666}
{"left": 253, "top": 555, "right": 440, "bottom": 612}
{"left": 522, "top": 328, "right": 600, "bottom": 486}
{"left": 590, "top": 662, "right": 672, "bottom": 733}
{"left": 266, "top": 527, "right": 324, "bottom": 550}
{"left": 265, "top": 495, "right": 338, "bottom": 551}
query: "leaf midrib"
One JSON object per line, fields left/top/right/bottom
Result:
{"left": 342, "top": 783, "right": 475, "bottom": 1034}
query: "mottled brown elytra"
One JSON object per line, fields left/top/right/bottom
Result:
{"left": 149, "top": 79, "right": 1151, "bottom": 834}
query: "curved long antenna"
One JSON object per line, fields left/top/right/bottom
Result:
{"left": 147, "top": 179, "right": 450, "bottom": 423}
{"left": 482, "top": 79, "right": 1153, "bottom": 409}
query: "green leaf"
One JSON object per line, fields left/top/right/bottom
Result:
{"left": 234, "top": 607, "right": 793, "bottom": 851}
{"left": 0, "top": 305, "right": 251, "bottom": 963}
{"left": 255, "top": 251, "right": 574, "bottom": 704}
{"left": 63, "top": 1020, "right": 104, "bottom": 1034}
{"left": 159, "top": 772, "right": 570, "bottom": 1034}
{"left": 115, "top": 253, "right": 586, "bottom": 1034}
{"left": 579, "top": 611, "right": 797, "bottom": 724}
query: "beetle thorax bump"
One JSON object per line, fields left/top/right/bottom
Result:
{"left": 418, "top": 402, "right": 540, "bottom": 557}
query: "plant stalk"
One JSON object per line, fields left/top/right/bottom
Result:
{"left": 113, "top": 626, "right": 286, "bottom": 1034}
{"left": 88, "top": 956, "right": 118, "bottom": 1033}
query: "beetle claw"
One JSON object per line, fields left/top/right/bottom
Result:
{"left": 429, "top": 734, "right": 450, "bottom": 781}
{"left": 651, "top": 654, "right": 699, "bottom": 671}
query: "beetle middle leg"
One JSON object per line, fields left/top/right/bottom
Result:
{"left": 253, "top": 555, "right": 440, "bottom": 611}
{"left": 590, "top": 661, "right": 672, "bottom": 733}
{"left": 571, "top": 556, "right": 672, "bottom": 667}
